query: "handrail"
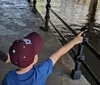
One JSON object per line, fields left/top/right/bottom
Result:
{"left": 79, "top": 59, "right": 100, "bottom": 85}
{"left": 50, "top": 8, "right": 100, "bottom": 61}
{"left": 50, "top": 9, "right": 77, "bottom": 36}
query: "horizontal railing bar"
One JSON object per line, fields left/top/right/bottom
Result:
{"left": 50, "top": 9, "right": 77, "bottom": 36}
{"left": 50, "top": 8, "right": 100, "bottom": 61}
{"left": 79, "top": 59, "right": 100, "bottom": 85}
{"left": 85, "top": 42, "right": 100, "bottom": 59}
{"left": 49, "top": 20, "right": 77, "bottom": 55}
{"left": 49, "top": 20, "right": 67, "bottom": 43}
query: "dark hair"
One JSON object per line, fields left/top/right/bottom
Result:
{"left": 0, "top": 50, "right": 8, "bottom": 62}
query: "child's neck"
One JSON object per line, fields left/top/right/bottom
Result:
{"left": 16, "top": 65, "right": 33, "bottom": 74}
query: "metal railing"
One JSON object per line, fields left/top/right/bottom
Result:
{"left": 49, "top": 9, "right": 100, "bottom": 85}
{"left": 28, "top": 0, "right": 100, "bottom": 85}
{"left": 49, "top": 17, "right": 100, "bottom": 85}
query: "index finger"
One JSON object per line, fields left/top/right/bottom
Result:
{"left": 78, "top": 31, "right": 84, "bottom": 36}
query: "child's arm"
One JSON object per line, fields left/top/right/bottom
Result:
{"left": 49, "top": 32, "right": 83, "bottom": 66}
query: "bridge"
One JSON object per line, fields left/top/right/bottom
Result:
{"left": 0, "top": 0, "right": 100, "bottom": 85}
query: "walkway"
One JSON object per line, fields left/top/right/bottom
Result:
{"left": 0, "top": 0, "right": 90, "bottom": 85}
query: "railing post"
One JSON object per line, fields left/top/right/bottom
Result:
{"left": 71, "top": 44, "right": 85, "bottom": 79}
{"left": 27, "top": 0, "right": 37, "bottom": 9}
{"left": 33, "top": 0, "right": 37, "bottom": 9}
{"left": 27, "top": 0, "right": 31, "bottom": 3}
{"left": 71, "top": 26, "right": 88, "bottom": 80}
{"left": 40, "top": 0, "right": 51, "bottom": 31}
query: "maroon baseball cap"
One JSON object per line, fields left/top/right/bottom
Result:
{"left": 9, "top": 32, "right": 43, "bottom": 68}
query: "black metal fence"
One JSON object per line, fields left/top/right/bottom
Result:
{"left": 49, "top": 9, "right": 100, "bottom": 85}
{"left": 28, "top": 0, "right": 100, "bottom": 85}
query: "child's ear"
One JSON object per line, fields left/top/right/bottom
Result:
{"left": 32, "top": 54, "right": 38, "bottom": 65}
{"left": 6, "top": 53, "right": 10, "bottom": 63}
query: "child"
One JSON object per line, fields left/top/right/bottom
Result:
{"left": 1, "top": 32, "right": 83, "bottom": 85}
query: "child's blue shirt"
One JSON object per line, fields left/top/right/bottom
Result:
{"left": 1, "top": 58, "right": 53, "bottom": 85}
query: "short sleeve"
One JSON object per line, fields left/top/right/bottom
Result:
{"left": 36, "top": 58, "right": 53, "bottom": 77}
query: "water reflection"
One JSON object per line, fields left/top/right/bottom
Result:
{"left": 86, "top": 0, "right": 98, "bottom": 32}
{"left": 77, "top": 0, "right": 87, "bottom": 4}
{"left": 37, "top": 0, "right": 100, "bottom": 29}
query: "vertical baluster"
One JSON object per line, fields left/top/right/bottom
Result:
{"left": 71, "top": 26, "right": 88, "bottom": 80}
{"left": 33, "top": 0, "right": 37, "bottom": 9}
{"left": 71, "top": 44, "right": 84, "bottom": 79}
{"left": 40, "top": 0, "right": 51, "bottom": 31}
{"left": 27, "top": 0, "right": 31, "bottom": 3}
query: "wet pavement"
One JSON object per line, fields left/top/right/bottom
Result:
{"left": 0, "top": 0, "right": 91, "bottom": 85}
